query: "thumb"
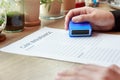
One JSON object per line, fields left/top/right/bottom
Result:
{"left": 110, "top": 65, "right": 120, "bottom": 74}
{"left": 72, "top": 14, "right": 92, "bottom": 22}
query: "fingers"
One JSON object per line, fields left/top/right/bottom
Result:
{"left": 56, "top": 75, "right": 90, "bottom": 80}
{"left": 55, "top": 64, "right": 104, "bottom": 80}
{"left": 55, "top": 64, "right": 120, "bottom": 80}
{"left": 72, "top": 14, "right": 93, "bottom": 22}
{"left": 64, "top": 9, "right": 76, "bottom": 30}
{"left": 109, "top": 65, "right": 120, "bottom": 74}
{"left": 57, "top": 64, "right": 104, "bottom": 76}
{"left": 55, "top": 68, "right": 92, "bottom": 80}
{"left": 64, "top": 8, "right": 81, "bottom": 30}
{"left": 64, "top": 7, "right": 95, "bottom": 30}
{"left": 64, "top": 7, "right": 87, "bottom": 30}
{"left": 65, "top": 13, "right": 92, "bottom": 30}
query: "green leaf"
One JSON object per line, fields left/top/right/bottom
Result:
{"left": 0, "top": 19, "right": 4, "bottom": 25}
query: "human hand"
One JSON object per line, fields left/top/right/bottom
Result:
{"left": 55, "top": 64, "right": 120, "bottom": 80}
{"left": 65, "top": 7, "right": 115, "bottom": 31}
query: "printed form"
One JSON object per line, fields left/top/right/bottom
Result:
{"left": 1, "top": 27, "right": 120, "bottom": 66}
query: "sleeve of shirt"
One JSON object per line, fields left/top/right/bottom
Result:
{"left": 111, "top": 10, "right": 120, "bottom": 31}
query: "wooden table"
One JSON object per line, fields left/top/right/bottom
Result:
{"left": 0, "top": 3, "right": 118, "bottom": 80}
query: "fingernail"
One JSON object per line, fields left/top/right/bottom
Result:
{"left": 72, "top": 18, "right": 79, "bottom": 23}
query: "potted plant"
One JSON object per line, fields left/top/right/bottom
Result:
{"left": 24, "top": 0, "right": 40, "bottom": 27}
{"left": 40, "top": 0, "right": 64, "bottom": 19}
{"left": 0, "top": 0, "right": 25, "bottom": 32}
{"left": 0, "top": 18, "right": 6, "bottom": 42}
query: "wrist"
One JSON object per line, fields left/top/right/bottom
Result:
{"left": 111, "top": 10, "right": 120, "bottom": 31}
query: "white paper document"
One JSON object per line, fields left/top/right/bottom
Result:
{"left": 1, "top": 27, "right": 120, "bottom": 66}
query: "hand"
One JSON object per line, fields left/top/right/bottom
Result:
{"left": 65, "top": 7, "right": 115, "bottom": 31}
{"left": 55, "top": 64, "right": 120, "bottom": 80}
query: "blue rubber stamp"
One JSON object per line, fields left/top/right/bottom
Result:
{"left": 69, "top": 20, "right": 92, "bottom": 37}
